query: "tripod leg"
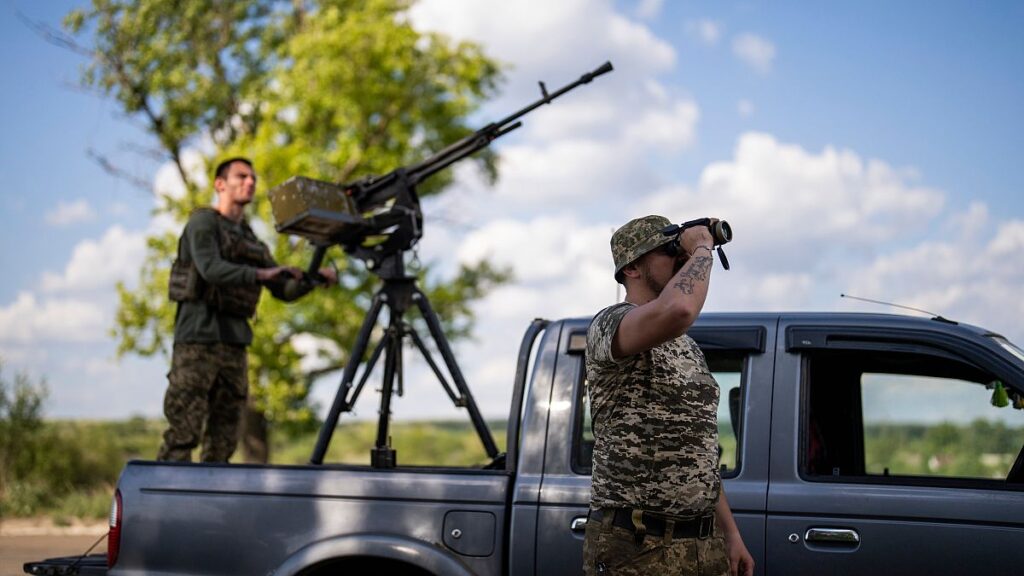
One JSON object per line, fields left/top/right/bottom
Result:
{"left": 407, "top": 326, "right": 461, "bottom": 405}
{"left": 310, "top": 293, "right": 386, "bottom": 464}
{"left": 372, "top": 314, "right": 402, "bottom": 468}
{"left": 396, "top": 327, "right": 405, "bottom": 397}
{"left": 412, "top": 289, "right": 499, "bottom": 459}
{"left": 348, "top": 336, "right": 387, "bottom": 407}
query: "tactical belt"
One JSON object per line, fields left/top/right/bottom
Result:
{"left": 593, "top": 508, "right": 716, "bottom": 540}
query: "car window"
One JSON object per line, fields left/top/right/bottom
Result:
{"left": 573, "top": 348, "right": 747, "bottom": 477}
{"left": 803, "top": 348, "right": 1024, "bottom": 485}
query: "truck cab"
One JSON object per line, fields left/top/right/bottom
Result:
{"left": 529, "top": 312, "right": 1024, "bottom": 575}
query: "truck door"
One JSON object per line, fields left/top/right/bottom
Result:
{"left": 531, "top": 318, "right": 773, "bottom": 576}
{"left": 766, "top": 319, "right": 1024, "bottom": 575}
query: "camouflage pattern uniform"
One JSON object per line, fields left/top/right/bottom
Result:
{"left": 157, "top": 342, "right": 248, "bottom": 462}
{"left": 582, "top": 215, "right": 728, "bottom": 575}
{"left": 158, "top": 208, "right": 312, "bottom": 463}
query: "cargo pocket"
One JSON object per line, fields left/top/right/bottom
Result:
{"left": 593, "top": 526, "right": 666, "bottom": 574}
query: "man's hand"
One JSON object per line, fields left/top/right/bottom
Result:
{"left": 256, "top": 266, "right": 303, "bottom": 283}
{"left": 678, "top": 218, "right": 715, "bottom": 257}
{"left": 724, "top": 529, "right": 755, "bottom": 576}
{"left": 317, "top": 267, "right": 338, "bottom": 286}
{"left": 715, "top": 490, "right": 754, "bottom": 576}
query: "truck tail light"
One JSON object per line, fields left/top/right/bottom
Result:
{"left": 108, "top": 489, "right": 122, "bottom": 568}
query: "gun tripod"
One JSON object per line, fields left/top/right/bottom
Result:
{"left": 309, "top": 252, "right": 499, "bottom": 468}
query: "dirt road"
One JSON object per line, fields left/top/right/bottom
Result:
{"left": 0, "top": 520, "right": 106, "bottom": 576}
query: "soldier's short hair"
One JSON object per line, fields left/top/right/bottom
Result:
{"left": 214, "top": 157, "right": 254, "bottom": 180}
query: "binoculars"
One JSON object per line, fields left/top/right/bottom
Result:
{"left": 661, "top": 218, "right": 732, "bottom": 246}
{"left": 661, "top": 218, "right": 733, "bottom": 270}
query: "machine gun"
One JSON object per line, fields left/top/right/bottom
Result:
{"left": 268, "top": 61, "right": 614, "bottom": 467}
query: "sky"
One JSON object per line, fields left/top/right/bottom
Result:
{"left": 1, "top": 0, "right": 1023, "bottom": 424}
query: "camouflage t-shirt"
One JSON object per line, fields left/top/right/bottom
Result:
{"left": 585, "top": 302, "right": 721, "bottom": 516}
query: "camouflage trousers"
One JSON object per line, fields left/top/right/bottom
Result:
{"left": 157, "top": 342, "right": 248, "bottom": 463}
{"left": 583, "top": 509, "right": 729, "bottom": 575}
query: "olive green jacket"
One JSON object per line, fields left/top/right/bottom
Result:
{"left": 173, "top": 209, "right": 312, "bottom": 345}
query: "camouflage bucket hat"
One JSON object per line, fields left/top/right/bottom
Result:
{"left": 611, "top": 215, "right": 674, "bottom": 278}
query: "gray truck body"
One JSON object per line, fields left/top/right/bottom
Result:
{"left": 26, "top": 312, "right": 1024, "bottom": 575}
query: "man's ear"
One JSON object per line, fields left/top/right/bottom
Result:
{"left": 621, "top": 261, "right": 642, "bottom": 280}
{"left": 213, "top": 177, "right": 225, "bottom": 194}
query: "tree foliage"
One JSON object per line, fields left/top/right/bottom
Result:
{"left": 64, "top": 0, "right": 276, "bottom": 192}
{"left": 0, "top": 363, "right": 163, "bottom": 518}
{"left": 64, "top": 0, "right": 509, "bottom": 461}
{"left": 0, "top": 362, "right": 47, "bottom": 496}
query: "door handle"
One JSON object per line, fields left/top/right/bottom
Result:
{"left": 805, "top": 527, "right": 860, "bottom": 544}
{"left": 571, "top": 517, "right": 588, "bottom": 532}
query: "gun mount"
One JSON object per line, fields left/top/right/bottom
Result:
{"left": 268, "top": 62, "right": 614, "bottom": 467}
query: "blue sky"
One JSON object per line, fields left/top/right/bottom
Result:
{"left": 1, "top": 0, "right": 1023, "bottom": 422}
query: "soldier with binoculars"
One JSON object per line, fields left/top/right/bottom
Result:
{"left": 584, "top": 215, "right": 753, "bottom": 576}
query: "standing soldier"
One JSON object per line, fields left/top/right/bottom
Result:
{"left": 583, "top": 215, "right": 754, "bottom": 575}
{"left": 157, "top": 157, "right": 337, "bottom": 462}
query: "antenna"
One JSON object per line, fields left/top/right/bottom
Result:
{"left": 613, "top": 226, "right": 622, "bottom": 303}
{"left": 840, "top": 294, "right": 956, "bottom": 323}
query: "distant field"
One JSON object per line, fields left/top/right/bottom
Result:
{"left": 273, "top": 419, "right": 509, "bottom": 467}
{"left": 2, "top": 417, "right": 1020, "bottom": 521}
{"left": 0, "top": 418, "right": 508, "bottom": 521}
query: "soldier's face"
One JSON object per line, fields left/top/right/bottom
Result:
{"left": 638, "top": 248, "right": 684, "bottom": 294}
{"left": 216, "top": 162, "right": 258, "bottom": 205}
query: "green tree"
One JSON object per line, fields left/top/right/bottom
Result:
{"left": 0, "top": 362, "right": 48, "bottom": 499}
{"left": 63, "top": 0, "right": 508, "bottom": 462}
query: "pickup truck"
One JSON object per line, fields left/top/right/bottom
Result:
{"left": 26, "top": 312, "right": 1024, "bottom": 576}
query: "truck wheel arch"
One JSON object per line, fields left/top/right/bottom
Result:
{"left": 273, "top": 533, "right": 474, "bottom": 576}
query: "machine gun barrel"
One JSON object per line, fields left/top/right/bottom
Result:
{"left": 352, "top": 61, "right": 615, "bottom": 203}
{"left": 269, "top": 61, "right": 614, "bottom": 260}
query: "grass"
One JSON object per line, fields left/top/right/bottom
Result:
{"left": 5, "top": 415, "right": 1019, "bottom": 521}
{"left": 0, "top": 417, "right": 508, "bottom": 520}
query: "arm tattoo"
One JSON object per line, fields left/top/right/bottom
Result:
{"left": 673, "top": 255, "right": 713, "bottom": 294}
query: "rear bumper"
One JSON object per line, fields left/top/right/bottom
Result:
{"left": 23, "top": 554, "right": 107, "bottom": 575}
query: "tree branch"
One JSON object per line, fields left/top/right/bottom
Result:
{"left": 17, "top": 12, "right": 92, "bottom": 57}
{"left": 86, "top": 148, "right": 153, "bottom": 192}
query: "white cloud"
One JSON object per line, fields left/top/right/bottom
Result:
{"left": 732, "top": 33, "right": 776, "bottom": 74}
{"left": 618, "top": 132, "right": 951, "bottom": 314}
{"left": 841, "top": 217, "right": 1024, "bottom": 342}
{"left": 623, "top": 99, "right": 700, "bottom": 151}
{"left": 0, "top": 292, "right": 108, "bottom": 344}
{"left": 989, "top": 219, "right": 1024, "bottom": 256}
{"left": 409, "top": 0, "right": 676, "bottom": 101}
{"left": 153, "top": 148, "right": 210, "bottom": 205}
{"left": 432, "top": 139, "right": 650, "bottom": 216}
{"left": 457, "top": 215, "right": 609, "bottom": 292}
{"left": 0, "top": 345, "right": 48, "bottom": 368}
{"left": 40, "top": 225, "right": 148, "bottom": 293}
{"left": 46, "top": 199, "right": 96, "bottom": 226}
{"left": 687, "top": 19, "right": 722, "bottom": 46}
{"left": 949, "top": 201, "right": 989, "bottom": 238}
{"left": 291, "top": 333, "right": 342, "bottom": 373}
{"left": 659, "top": 132, "right": 944, "bottom": 260}
{"left": 406, "top": 0, "right": 696, "bottom": 221}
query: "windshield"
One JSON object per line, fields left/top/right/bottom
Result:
{"left": 992, "top": 335, "right": 1024, "bottom": 367}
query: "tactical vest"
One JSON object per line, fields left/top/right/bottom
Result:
{"left": 168, "top": 208, "right": 271, "bottom": 318}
